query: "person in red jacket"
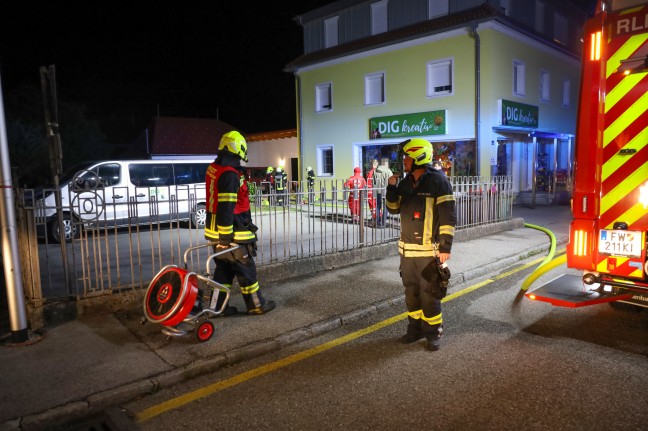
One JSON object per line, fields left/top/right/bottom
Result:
{"left": 346, "top": 167, "right": 366, "bottom": 223}
{"left": 205, "top": 131, "right": 276, "bottom": 315}
{"left": 366, "top": 159, "right": 378, "bottom": 221}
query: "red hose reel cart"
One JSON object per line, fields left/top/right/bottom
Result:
{"left": 142, "top": 244, "right": 239, "bottom": 342}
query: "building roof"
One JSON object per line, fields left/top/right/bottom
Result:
{"left": 126, "top": 117, "right": 295, "bottom": 158}
{"left": 146, "top": 117, "right": 239, "bottom": 156}
{"left": 246, "top": 129, "right": 297, "bottom": 142}
{"left": 286, "top": 3, "right": 578, "bottom": 73}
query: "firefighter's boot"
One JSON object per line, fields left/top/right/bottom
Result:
{"left": 191, "top": 289, "right": 204, "bottom": 315}
{"left": 243, "top": 291, "right": 276, "bottom": 315}
{"left": 212, "top": 290, "right": 238, "bottom": 316}
{"left": 425, "top": 324, "right": 443, "bottom": 352}
{"left": 400, "top": 317, "right": 424, "bottom": 344}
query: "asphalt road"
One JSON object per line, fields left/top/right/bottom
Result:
{"left": 121, "top": 258, "right": 648, "bottom": 431}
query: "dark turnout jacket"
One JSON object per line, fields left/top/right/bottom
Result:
{"left": 385, "top": 165, "right": 456, "bottom": 258}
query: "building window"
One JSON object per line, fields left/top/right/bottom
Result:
{"left": 325, "top": 16, "right": 339, "bottom": 48}
{"left": 535, "top": 1, "right": 544, "bottom": 33}
{"left": 427, "top": 59, "right": 453, "bottom": 97}
{"left": 317, "top": 146, "right": 334, "bottom": 176}
{"left": 553, "top": 13, "right": 568, "bottom": 45}
{"left": 365, "top": 72, "right": 385, "bottom": 105}
{"left": 513, "top": 60, "right": 526, "bottom": 97}
{"left": 540, "top": 70, "right": 550, "bottom": 102}
{"left": 428, "top": 0, "right": 448, "bottom": 19}
{"left": 562, "top": 79, "right": 571, "bottom": 106}
{"left": 315, "top": 83, "right": 332, "bottom": 112}
{"left": 371, "top": 0, "right": 388, "bottom": 35}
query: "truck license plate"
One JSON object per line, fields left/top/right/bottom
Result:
{"left": 598, "top": 230, "right": 642, "bottom": 257}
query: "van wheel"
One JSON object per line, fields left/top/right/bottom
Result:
{"left": 191, "top": 204, "right": 206, "bottom": 229}
{"left": 48, "top": 214, "right": 80, "bottom": 243}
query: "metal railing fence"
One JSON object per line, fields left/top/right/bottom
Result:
{"left": 16, "top": 175, "right": 513, "bottom": 300}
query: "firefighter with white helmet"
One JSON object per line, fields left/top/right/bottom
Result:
{"left": 205, "top": 131, "right": 276, "bottom": 315}
{"left": 274, "top": 165, "right": 287, "bottom": 206}
{"left": 386, "top": 138, "right": 456, "bottom": 351}
{"left": 306, "top": 166, "right": 315, "bottom": 204}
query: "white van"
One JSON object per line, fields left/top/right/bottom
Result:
{"left": 36, "top": 159, "right": 214, "bottom": 242}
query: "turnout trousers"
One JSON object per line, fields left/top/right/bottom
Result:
{"left": 399, "top": 256, "right": 443, "bottom": 338}
{"left": 213, "top": 245, "right": 266, "bottom": 311}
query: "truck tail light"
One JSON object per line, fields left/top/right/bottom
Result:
{"left": 568, "top": 219, "right": 597, "bottom": 271}
{"left": 590, "top": 31, "right": 601, "bottom": 61}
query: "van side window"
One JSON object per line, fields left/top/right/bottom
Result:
{"left": 98, "top": 164, "right": 121, "bottom": 187}
{"left": 173, "top": 163, "right": 210, "bottom": 185}
{"left": 129, "top": 164, "right": 173, "bottom": 187}
{"left": 75, "top": 163, "right": 121, "bottom": 189}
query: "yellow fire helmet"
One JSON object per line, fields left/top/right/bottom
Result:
{"left": 400, "top": 138, "right": 432, "bottom": 166}
{"left": 219, "top": 130, "right": 248, "bottom": 162}
{"left": 266, "top": 166, "right": 274, "bottom": 173}
{"left": 277, "top": 166, "right": 283, "bottom": 172}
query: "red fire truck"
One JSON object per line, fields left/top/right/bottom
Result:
{"left": 526, "top": 0, "right": 648, "bottom": 308}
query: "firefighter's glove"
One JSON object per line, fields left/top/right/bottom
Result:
{"left": 214, "top": 243, "right": 235, "bottom": 262}
{"left": 435, "top": 257, "right": 451, "bottom": 299}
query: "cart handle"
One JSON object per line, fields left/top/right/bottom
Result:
{"left": 183, "top": 242, "right": 218, "bottom": 268}
{"left": 206, "top": 244, "right": 240, "bottom": 274}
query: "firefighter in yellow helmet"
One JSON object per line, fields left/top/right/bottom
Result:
{"left": 204, "top": 131, "right": 276, "bottom": 315}
{"left": 386, "top": 138, "right": 456, "bottom": 351}
{"left": 265, "top": 166, "right": 275, "bottom": 197}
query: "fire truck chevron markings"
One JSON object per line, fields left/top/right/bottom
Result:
{"left": 606, "top": 33, "right": 648, "bottom": 78}
{"left": 604, "top": 91, "right": 648, "bottom": 146}
{"left": 601, "top": 160, "right": 648, "bottom": 215}
{"left": 602, "top": 125, "right": 648, "bottom": 181}
{"left": 605, "top": 72, "right": 646, "bottom": 112}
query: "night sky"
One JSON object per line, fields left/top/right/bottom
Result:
{"left": 0, "top": 0, "right": 333, "bottom": 145}
{"left": 1, "top": 0, "right": 596, "bottom": 148}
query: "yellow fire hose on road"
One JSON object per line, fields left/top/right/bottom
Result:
{"left": 519, "top": 223, "right": 566, "bottom": 292}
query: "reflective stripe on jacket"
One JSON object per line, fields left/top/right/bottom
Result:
{"left": 205, "top": 160, "right": 256, "bottom": 244}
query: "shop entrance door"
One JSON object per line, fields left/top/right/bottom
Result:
{"left": 496, "top": 138, "right": 539, "bottom": 206}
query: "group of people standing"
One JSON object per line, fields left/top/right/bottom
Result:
{"left": 201, "top": 131, "right": 456, "bottom": 352}
{"left": 346, "top": 159, "right": 393, "bottom": 226}
{"left": 264, "top": 165, "right": 288, "bottom": 205}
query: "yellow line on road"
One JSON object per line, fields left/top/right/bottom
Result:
{"left": 135, "top": 253, "right": 553, "bottom": 423}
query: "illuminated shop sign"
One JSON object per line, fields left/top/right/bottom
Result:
{"left": 369, "top": 110, "right": 446, "bottom": 139}
{"left": 498, "top": 99, "right": 539, "bottom": 128}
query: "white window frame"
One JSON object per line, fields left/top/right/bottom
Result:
{"left": 325, "top": 16, "right": 339, "bottom": 48}
{"left": 540, "top": 70, "right": 550, "bottom": 102}
{"left": 317, "top": 146, "right": 334, "bottom": 177}
{"left": 553, "top": 13, "right": 568, "bottom": 45}
{"left": 426, "top": 58, "right": 453, "bottom": 98}
{"left": 513, "top": 60, "right": 526, "bottom": 97}
{"left": 562, "top": 79, "right": 571, "bottom": 106}
{"left": 428, "top": 0, "right": 449, "bottom": 19}
{"left": 371, "top": 0, "right": 388, "bottom": 35}
{"left": 365, "top": 72, "right": 386, "bottom": 106}
{"left": 315, "top": 82, "right": 333, "bottom": 112}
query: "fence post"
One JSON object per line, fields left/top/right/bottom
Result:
{"left": 16, "top": 205, "right": 44, "bottom": 329}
